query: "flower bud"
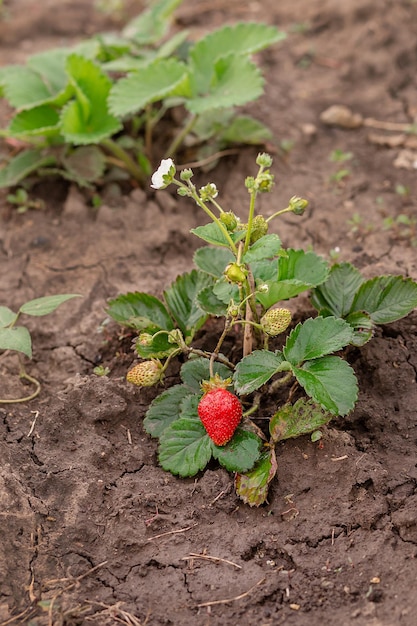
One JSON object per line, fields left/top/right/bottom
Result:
{"left": 126, "top": 360, "right": 163, "bottom": 387}
{"left": 261, "top": 308, "right": 292, "bottom": 336}
{"left": 289, "top": 196, "right": 308, "bottom": 215}
{"left": 180, "top": 168, "right": 193, "bottom": 181}
{"left": 256, "top": 152, "right": 273, "bottom": 168}
{"left": 199, "top": 183, "right": 218, "bottom": 201}
{"left": 220, "top": 211, "right": 238, "bottom": 231}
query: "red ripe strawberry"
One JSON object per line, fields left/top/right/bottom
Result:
{"left": 198, "top": 387, "right": 242, "bottom": 446}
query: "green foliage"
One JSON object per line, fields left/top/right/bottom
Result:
{"left": 0, "top": 295, "right": 81, "bottom": 404}
{"left": 110, "top": 153, "right": 417, "bottom": 506}
{"left": 0, "top": 0, "right": 285, "bottom": 192}
{"left": 312, "top": 263, "right": 417, "bottom": 345}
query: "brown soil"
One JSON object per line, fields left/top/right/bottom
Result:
{"left": 1, "top": 1, "right": 417, "bottom": 625}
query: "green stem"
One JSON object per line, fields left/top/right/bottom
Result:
{"left": 175, "top": 181, "right": 238, "bottom": 254}
{"left": 243, "top": 188, "right": 257, "bottom": 255}
{"left": 0, "top": 361, "right": 41, "bottom": 404}
{"left": 101, "top": 138, "right": 145, "bottom": 184}
{"left": 164, "top": 113, "right": 197, "bottom": 159}
{"left": 265, "top": 205, "right": 292, "bottom": 223}
{"left": 209, "top": 318, "right": 232, "bottom": 379}
{"left": 268, "top": 372, "right": 293, "bottom": 393}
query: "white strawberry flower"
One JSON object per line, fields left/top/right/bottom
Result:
{"left": 150, "top": 158, "right": 175, "bottom": 189}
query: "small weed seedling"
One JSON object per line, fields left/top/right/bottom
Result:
{"left": 0, "top": 0, "right": 285, "bottom": 192}
{"left": 107, "top": 154, "right": 417, "bottom": 506}
{"left": 0, "top": 294, "right": 80, "bottom": 403}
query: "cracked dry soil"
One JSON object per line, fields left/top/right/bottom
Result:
{"left": 1, "top": 1, "right": 417, "bottom": 625}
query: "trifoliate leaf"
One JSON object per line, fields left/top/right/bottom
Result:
{"left": 106, "top": 292, "right": 174, "bottom": 330}
{"left": 351, "top": 275, "right": 417, "bottom": 324}
{"left": 108, "top": 58, "right": 189, "bottom": 117}
{"left": 233, "top": 350, "right": 287, "bottom": 395}
{"left": 189, "top": 22, "right": 285, "bottom": 93}
{"left": 8, "top": 105, "right": 60, "bottom": 138}
{"left": 283, "top": 316, "right": 354, "bottom": 365}
{"left": 256, "top": 249, "right": 329, "bottom": 308}
{"left": 60, "top": 54, "right": 121, "bottom": 144}
{"left": 158, "top": 415, "right": 212, "bottom": 477}
{"left": 180, "top": 357, "right": 232, "bottom": 393}
{"left": 193, "top": 247, "right": 235, "bottom": 278}
{"left": 122, "top": 0, "right": 182, "bottom": 45}
{"left": 220, "top": 115, "right": 273, "bottom": 145}
{"left": 345, "top": 311, "right": 373, "bottom": 347}
{"left": 212, "top": 428, "right": 262, "bottom": 473}
{"left": 191, "top": 221, "right": 245, "bottom": 247}
{"left": 144, "top": 384, "right": 192, "bottom": 438}
{"left": 292, "top": 356, "right": 358, "bottom": 416}
{"left": 242, "top": 234, "right": 282, "bottom": 263}
{"left": 187, "top": 56, "right": 264, "bottom": 115}
{"left": 269, "top": 398, "right": 333, "bottom": 442}
{"left": 196, "top": 286, "right": 229, "bottom": 317}
{"left": 0, "top": 326, "right": 32, "bottom": 358}
{"left": 0, "top": 150, "right": 56, "bottom": 189}
{"left": 163, "top": 269, "right": 212, "bottom": 337}
{"left": 311, "top": 262, "right": 364, "bottom": 317}
{"left": 235, "top": 448, "right": 278, "bottom": 507}
{"left": 62, "top": 146, "right": 106, "bottom": 183}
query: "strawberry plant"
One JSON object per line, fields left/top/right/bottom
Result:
{"left": 0, "top": 294, "right": 80, "bottom": 403}
{"left": 107, "top": 154, "right": 417, "bottom": 506}
{"left": 0, "top": 0, "right": 285, "bottom": 193}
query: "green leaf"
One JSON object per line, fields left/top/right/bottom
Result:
{"left": 19, "top": 294, "right": 81, "bottom": 317}
{"left": 0, "top": 307, "right": 17, "bottom": 328}
{"left": 62, "top": 146, "right": 106, "bottom": 183}
{"left": 212, "top": 428, "right": 262, "bottom": 473}
{"left": 0, "top": 58, "right": 69, "bottom": 110}
{"left": 351, "top": 275, "right": 417, "bottom": 324}
{"left": 233, "top": 350, "right": 286, "bottom": 395}
{"left": 144, "top": 384, "right": 192, "bottom": 438}
{"left": 189, "top": 22, "right": 285, "bottom": 94}
{"left": 283, "top": 316, "right": 354, "bottom": 365}
{"left": 212, "top": 279, "right": 239, "bottom": 305}
{"left": 108, "top": 58, "right": 189, "bottom": 117}
{"left": 0, "top": 326, "right": 32, "bottom": 358}
{"left": 242, "top": 234, "right": 281, "bottom": 263}
{"left": 122, "top": 0, "right": 183, "bottom": 45}
{"left": 269, "top": 398, "right": 333, "bottom": 442}
{"left": 0, "top": 150, "right": 56, "bottom": 189}
{"left": 8, "top": 105, "right": 60, "bottom": 138}
{"left": 235, "top": 448, "right": 277, "bottom": 507}
{"left": 163, "top": 270, "right": 212, "bottom": 337}
{"left": 180, "top": 357, "right": 232, "bottom": 393}
{"left": 134, "top": 331, "right": 176, "bottom": 359}
{"left": 187, "top": 56, "right": 264, "bottom": 115}
{"left": 220, "top": 115, "right": 272, "bottom": 145}
{"left": 193, "top": 247, "right": 234, "bottom": 278}
{"left": 195, "top": 286, "right": 229, "bottom": 317}
{"left": 293, "top": 356, "right": 358, "bottom": 416}
{"left": 60, "top": 54, "right": 121, "bottom": 144}
{"left": 106, "top": 292, "right": 174, "bottom": 330}
{"left": 256, "top": 249, "right": 329, "bottom": 308}
{"left": 191, "top": 221, "right": 245, "bottom": 247}
{"left": 158, "top": 415, "right": 212, "bottom": 477}
{"left": 311, "top": 262, "right": 364, "bottom": 317}
{"left": 345, "top": 311, "right": 373, "bottom": 347}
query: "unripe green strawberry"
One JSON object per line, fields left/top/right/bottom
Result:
{"left": 224, "top": 262, "right": 248, "bottom": 284}
{"left": 261, "top": 308, "right": 292, "bottom": 336}
{"left": 126, "top": 360, "right": 163, "bottom": 387}
{"left": 198, "top": 387, "right": 242, "bottom": 446}
{"left": 220, "top": 211, "right": 238, "bottom": 231}
{"left": 249, "top": 214, "right": 268, "bottom": 243}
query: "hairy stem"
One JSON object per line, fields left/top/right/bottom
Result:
{"left": 101, "top": 138, "right": 145, "bottom": 184}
